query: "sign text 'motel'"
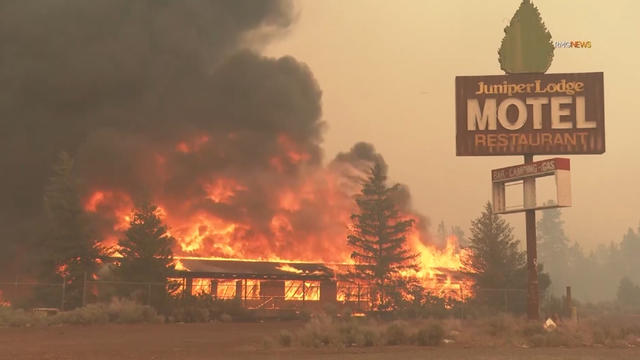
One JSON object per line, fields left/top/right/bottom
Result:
{"left": 456, "top": 72, "right": 604, "bottom": 156}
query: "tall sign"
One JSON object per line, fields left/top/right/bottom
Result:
{"left": 456, "top": 72, "right": 604, "bottom": 156}
{"left": 457, "top": 0, "right": 605, "bottom": 321}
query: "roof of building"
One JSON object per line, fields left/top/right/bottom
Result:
{"left": 173, "top": 258, "right": 337, "bottom": 280}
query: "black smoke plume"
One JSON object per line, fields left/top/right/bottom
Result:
{"left": 0, "top": 0, "right": 430, "bottom": 270}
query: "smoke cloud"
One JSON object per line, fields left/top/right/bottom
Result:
{"left": 0, "top": 0, "right": 430, "bottom": 267}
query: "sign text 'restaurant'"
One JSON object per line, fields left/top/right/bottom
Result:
{"left": 455, "top": 72, "right": 604, "bottom": 156}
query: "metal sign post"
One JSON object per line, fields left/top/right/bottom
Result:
{"left": 523, "top": 154, "right": 538, "bottom": 320}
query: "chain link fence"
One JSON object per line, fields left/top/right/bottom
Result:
{"left": 1, "top": 276, "right": 531, "bottom": 315}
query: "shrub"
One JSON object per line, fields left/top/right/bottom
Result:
{"left": 107, "top": 298, "right": 161, "bottom": 323}
{"left": 485, "top": 314, "right": 517, "bottom": 336}
{"left": 278, "top": 330, "right": 293, "bottom": 347}
{"left": 522, "top": 322, "right": 544, "bottom": 337}
{"left": 51, "top": 304, "right": 110, "bottom": 325}
{"left": 528, "top": 334, "right": 547, "bottom": 347}
{"left": 337, "top": 321, "right": 364, "bottom": 347}
{"left": 361, "top": 329, "right": 377, "bottom": 347}
{"left": 49, "top": 299, "right": 161, "bottom": 325}
{"left": 415, "top": 323, "right": 445, "bottom": 346}
{"left": 298, "top": 315, "right": 338, "bottom": 347}
{"left": 0, "top": 307, "right": 40, "bottom": 327}
{"left": 384, "top": 321, "right": 409, "bottom": 345}
{"left": 167, "top": 295, "right": 257, "bottom": 323}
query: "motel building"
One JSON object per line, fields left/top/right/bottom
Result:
{"left": 169, "top": 258, "right": 372, "bottom": 312}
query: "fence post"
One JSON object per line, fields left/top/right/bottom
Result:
{"left": 61, "top": 276, "right": 66, "bottom": 311}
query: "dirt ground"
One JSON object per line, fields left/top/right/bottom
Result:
{"left": 1, "top": 322, "right": 639, "bottom": 360}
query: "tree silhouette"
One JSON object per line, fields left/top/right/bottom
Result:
{"left": 347, "top": 162, "right": 419, "bottom": 310}
{"left": 117, "top": 202, "right": 175, "bottom": 307}
{"left": 537, "top": 203, "right": 570, "bottom": 296}
{"left": 42, "top": 151, "right": 101, "bottom": 309}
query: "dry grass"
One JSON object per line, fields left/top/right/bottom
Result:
{"left": 262, "top": 312, "right": 640, "bottom": 350}
{"left": 0, "top": 299, "right": 162, "bottom": 326}
{"left": 439, "top": 313, "right": 640, "bottom": 348}
{"left": 268, "top": 314, "right": 445, "bottom": 349}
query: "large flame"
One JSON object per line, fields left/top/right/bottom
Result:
{"left": 82, "top": 133, "right": 473, "bottom": 301}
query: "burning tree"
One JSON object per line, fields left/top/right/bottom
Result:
{"left": 116, "top": 203, "right": 175, "bottom": 307}
{"left": 42, "top": 152, "right": 101, "bottom": 309}
{"left": 347, "top": 161, "right": 419, "bottom": 310}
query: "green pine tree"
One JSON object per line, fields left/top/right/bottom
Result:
{"left": 465, "top": 202, "right": 526, "bottom": 291}
{"left": 117, "top": 202, "right": 175, "bottom": 308}
{"left": 464, "top": 202, "right": 550, "bottom": 312}
{"left": 537, "top": 203, "right": 570, "bottom": 296}
{"left": 498, "top": 0, "right": 554, "bottom": 74}
{"left": 617, "top": 277, "right": 640, "bottom": 309}
{"left": 347, "top": 162, "right": 419, "bottom": 310}
{"left": 42, "top": 151, "right": 101, "bottom": 309}
{"left": 619, "top": 226, "right": 640, "bottom": 284}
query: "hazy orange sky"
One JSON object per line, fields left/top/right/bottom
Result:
{"left": 264, "top": 0, "right": 640, "bottom": 250}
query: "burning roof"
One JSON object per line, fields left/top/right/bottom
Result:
{"left": 174, "top": 258, "right": 335, "bottom": 280}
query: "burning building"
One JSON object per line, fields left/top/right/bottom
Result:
{"left": 170, "top": 256, "right": 470, "bottom": 311}
{"left": 171, "top": 258, "right": 367, "bottom": 311}
{"left": 0, "top": 0, "right": 473, "bottom": 306}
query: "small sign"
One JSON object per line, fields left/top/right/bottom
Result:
{"left": 456, "top": 72, "right": 604, "bottom": 156}
{"left": 491, "top": 158, "right": 572, "bottom": 214}
{"left": 492, "top": 158, "right": 570, "bottom": 183}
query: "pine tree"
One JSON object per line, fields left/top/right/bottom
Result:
{"left": 117, "top": 202, "right": 175, "bottom": 307}
{"left": 464, "top": 202, "right": 549, "bottom": 312}
{"left": 537, "top": 203, "right": 570, "bottom": 295}
{"left": 619, "top": 226, "right": 640, "bottom": 284}
{"left": 617, "top": 277, "right": 640, "bottom": 309}
{"left": 498, "top": 0, "right": 554, "bottom": 74}
{"left": 42, "top": 151, "right": 101, "bottom": 309}
{"left": 465, "top": 202, "right": 525, "bottom": 290}
{"left": 436, "top": 220, "right": 466, "bottom": 247}
{"left": 347, "top": 162, "right": 419, "bottom": 310}
{"left": 451, "top": 225, "right": 466, "bottom": 247}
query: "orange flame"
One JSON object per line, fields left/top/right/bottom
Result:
{"left": 204, "top": 178, "right": 247, "bottom": 203}
{"left": 83, "top": 135, "right": 473, "bottom": 302}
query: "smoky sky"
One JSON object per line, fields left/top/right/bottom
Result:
{"left": 0, "top": 0, "right": 298, "bottom": 219}
{"left": 0, "top": 0, "right": 431, "bottom": 265}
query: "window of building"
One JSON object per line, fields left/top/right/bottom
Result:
{"left": 284, "top": 280, "right": 320, "bottom": 301}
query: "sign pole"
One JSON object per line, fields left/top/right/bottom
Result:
{"left": 524, "top": 153, "right": 539, "bottom": 320}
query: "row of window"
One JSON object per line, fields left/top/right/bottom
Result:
{"left": 169, "top": 278, "right": 370, "bottom": 302}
